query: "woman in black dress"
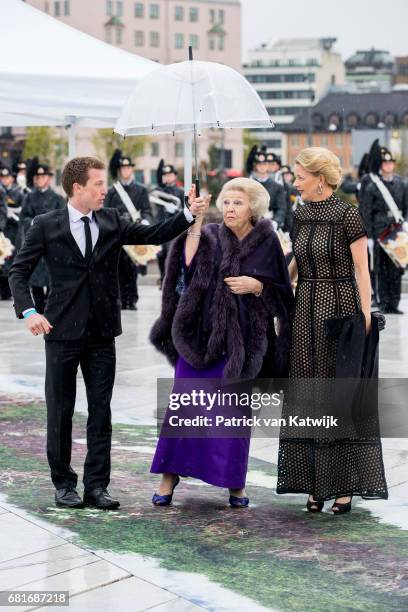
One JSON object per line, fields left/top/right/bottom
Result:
{"left": 277, "top": 147, "right": 388, "bottom": 513}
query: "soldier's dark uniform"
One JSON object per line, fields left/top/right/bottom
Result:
{"left": 360, "top": 146, "right": 408, "bottom": 314}
{"left": 0, "top": 167, "right": 25, "bottom": 299}
{"left": 280, "top": 165, "right": 299, "bottom": 234}
{"left": 19, "top": 163, "right": 66, "bottom": 313}
{"left": 104, "top": 150, "right": 153, "bottom": 310}
{"left": 154, "top": 160, "right": 184, "bottom": 284}
{"left": 247, "top": 146, "right": 287, "bottom": 229}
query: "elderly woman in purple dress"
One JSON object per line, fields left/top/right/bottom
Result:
{"left": 150, "top": 178, "right": 294, "bottom": 507}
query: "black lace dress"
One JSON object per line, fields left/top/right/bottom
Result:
{"left": 277, "top": 193, "right": 388, "bottom": 501}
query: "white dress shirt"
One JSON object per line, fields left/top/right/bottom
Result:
{"left": 67, "top": 202, "right": 99, "bottom": 257}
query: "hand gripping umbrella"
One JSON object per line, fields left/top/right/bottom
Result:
{"left": 115, "top": 48, "right": 273, "bottom": 197}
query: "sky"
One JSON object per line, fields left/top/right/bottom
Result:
{"left": 241, "top": 0, "right": 408, "bottom": 61}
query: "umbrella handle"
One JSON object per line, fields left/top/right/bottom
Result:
{"left": 195, "top": 179, "right": 200, "bottom": 198}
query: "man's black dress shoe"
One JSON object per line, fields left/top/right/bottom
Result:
{"left": 83, "top": 488, "right": 120, "bottom": 510}
{"left": 387, "top": 307, "right": 404, "bottom": 315}
{"left": 55, "top": 488, "right": 84, "bottom": 508}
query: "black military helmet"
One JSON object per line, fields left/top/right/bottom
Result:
{"left": 266, "top": 152, "right": 281, "bottom": 166}
{"left": 246, "top": 145, "right": 268, "bottom": 175}
{"left": 12, "top": 158, "right": 27, "bottom": 174}
{"left": 281, "top": 164, "right": 292, "bottom": 175}
{"left": 109, "top": 148, "right": 135, "bottom": 180}
{"left": 26, "top": 157, "right": 53, "bottom": 188}
{"left": 368, "top": 139, "right": 396, "bottom": 174}
{"left": 0, "top": 166, "right": 12, "bottom": 178}
{"left": 157, "top": 159, "right": 177, "bottom": 186}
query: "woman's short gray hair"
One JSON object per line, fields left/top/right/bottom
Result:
{"left": 215, "top": 177, "right": 270, "bottom": 221}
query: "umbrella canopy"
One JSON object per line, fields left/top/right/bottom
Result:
{"left": 115, "top": 59, "right": 273, "bottom": 136}
{"left": 1, "top": 0, "right": 157, "bottom": 127}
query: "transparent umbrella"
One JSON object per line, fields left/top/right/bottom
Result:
{"left": 115, "top": 48, "right": 273, "bottom": 195}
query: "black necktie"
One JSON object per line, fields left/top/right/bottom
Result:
{"left": 81, "top": 216, "right": 92, "bottom": 263}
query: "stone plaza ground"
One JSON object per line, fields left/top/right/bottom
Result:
{"left": 0, "top": 285, "right": 407, "bottom": 611}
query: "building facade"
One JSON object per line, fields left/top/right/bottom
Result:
{"left": 25, "top": 0, "right": 243, "bottom": 183}
{"left": 243, "top": 38, "right": 345, "bottom": 162}
{"left": 282, "top": 91, "right": 408, "bottom": 172}
{"left": 345, "top": 48, "right": 395, "bottom": 92}
{"left": 393, "top": 57, "right": 408, "bottom": 87}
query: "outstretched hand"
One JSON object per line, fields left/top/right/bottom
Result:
{"left": 188, "top": 185, "right": 211, "bottom": 217}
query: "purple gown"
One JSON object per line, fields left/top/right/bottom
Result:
{"left": 150, "top": 355, "right": 250, "bottom": 489}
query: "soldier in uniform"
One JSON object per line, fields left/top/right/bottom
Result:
{"left": 246, "top": 146, "right": 286, "bottom": 229}
{"left": 360, "top": 143, "right": 408, "bottom": 314}
{"left": 13, "top": 159, "right": 31, "bottom": 196}
{"left": 265, "top": 151, "right": 284, "bottom": 185}
{"left": 154, "top": 159, "right": 184, "bottom": 285}
{"left": 0, "top": 166, "right": 25, "bottom": 300}
{"left": 104, "top": 149, "right": 153, "bottom": 310}
{"left": 19, "top": 159, "right": 66, "bottom": 313}
{"left": 281, "top": 165, "right": 300, "bottom": 234}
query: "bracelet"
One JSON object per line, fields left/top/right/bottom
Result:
{"left": 187, "top": 230, "right": 201, "bottom": 238}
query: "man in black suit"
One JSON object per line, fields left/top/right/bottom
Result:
{"left": 9, "top": 156, "right": 207, "bottom": 510}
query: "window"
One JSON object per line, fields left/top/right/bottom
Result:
{"left": 150, "top": 31, "right": 160, "bottom": 47}
{"left": 116, "top": 1, "right": 123, "bottom": 17}
{"left": 175, "top": 142, "right": 184, "bottom": 158}
{"left": 175, "top": 33, "right": 184, "bottom": 49}
{"left": 150, "top": 3, "right": 159, "bottom": 19}
{"left": 189, "top": 34, "right": 199, "bottom": 50}
{"left": 64, "top": 0, "right": 70, "bottom": 16}
{"left": 246, "top": 73, "right": 316, "bottom": 84}
{"left": 54, "top": 1, "right": 60, "bottom": 16}
{"left": 190, "top": 7, "right": 199, "bottom": 22}
{"left": 106, "top": 0, "right": 113, "bottom": 16}
{"left": 219, "top": 9, "right": 225, "bottom": 24}
{"left": 116, "top": 26, "right": 123, "bottom": 44}
{"left": 105, "top": 27, "right": 112, "bottom": 43}
{"left": 218, "top": 36, "right": 225, "bottom": 51}
{"left": 209, "top": 37, "right": 215, "bottom": 51}
{"left": 150, "top": 142, "right": 160, "bottom": 156}
{"left": 321, "top": 134, "right": 328, "bottom": 146}
{"left": 135, "top": 30, "right": 144, "bottom": 46}
{"left": 175, "top": 5, "right": 183, "bottom": 20}
{"left": 209, "top": 8, "right": 215, "bottom": 23}
{"left": 150, "top": 170, "right": 157, "bottom": 185}
{"left": 134, "top": 170, "right": 145, "bottom": 183}
{"left": 291, "top": 135, "right": 299, "bottom": 146}
{"left": 134, "top": 2, "right": 144, "bottom": 17}
{"left": 335, "top": 134, "right": 343, "bottom": 146}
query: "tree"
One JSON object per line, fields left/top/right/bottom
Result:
{"left": 92, "top": 129, "right": 149, "bottom": 165}
{"left": 23, "top": 127, "right": 67, "bottom": 167}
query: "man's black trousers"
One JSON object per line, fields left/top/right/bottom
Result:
{"left": 45, "top": 325, "right": 116, "bottom": 491}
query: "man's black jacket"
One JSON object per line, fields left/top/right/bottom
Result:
{"left": 9, "top": 207, "right": 191, "bottom": 341}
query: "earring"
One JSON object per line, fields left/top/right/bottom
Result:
{"left": 317, "top": 183, "right": 323, "bottom": 195}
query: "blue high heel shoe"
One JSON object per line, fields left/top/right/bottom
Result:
{"left": 152, "top": 475, "right": 180, "bottom": 506}
{"left": 229, "top": 495, "right": 249, "bottom": 508}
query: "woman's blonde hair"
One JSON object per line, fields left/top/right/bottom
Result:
{"left": 295, "top": 147, "right": 343, "bottom": 190}
{"left": 215, "top": 177, "right": 270, "bottom": 221}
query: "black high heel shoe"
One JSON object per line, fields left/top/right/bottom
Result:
{"left": 331, "top": 496, "right": 352, "bottom": 514}
{"left": 152, "top": 475, "right": 180, "bottom": 506}
{"left": 306, "top": 496, "right": 324, "bottom": 513}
